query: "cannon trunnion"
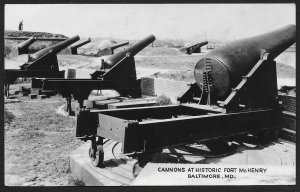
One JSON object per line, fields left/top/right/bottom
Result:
{"left": 75, "top": 25, "right": 295, "bottom": 176}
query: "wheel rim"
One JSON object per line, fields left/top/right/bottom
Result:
{"left": 132, "top": 161, "right": 142, "bottom": 178}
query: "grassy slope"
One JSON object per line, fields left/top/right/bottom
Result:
{"left": 5, "top": 30, "right": 68, "bottom": 38}
{"left": 5, "top": 93, "right": 84, "bottom": 186}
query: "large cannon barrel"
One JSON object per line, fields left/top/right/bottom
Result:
{"left": 194, "top": 24, "right": 296, "bottom": 98}
{"left": 17, "top": 36, "right": 37, "bottom": 49}
{"left": 197, "top": 41, "right": 208, "bottom": 47}
{"left": 111, "top": 41, "right": 129, "bottom": 50}
{"left": 71, "top": 38, "right": 91, "bottom": 49}
{"left": 104, "top": 35, "right": 155, "bottom": 67}
{"left": 29, "top": 35, "right": 80, "bottom": 61}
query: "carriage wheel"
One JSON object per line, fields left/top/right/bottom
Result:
{"left": 88, "top": 136, "right": 104, "bottom": 168}
{"left": 256, "top": 130, "right": 271, "bottom": 144}
{"left": 132, "top": 152, "right": 154, "bottom": 177}
{"left": 132, "top": 161, "right": 142, "bottom": 178}
{"left": 205, "top": 140, "right": 230, "bottom": 155}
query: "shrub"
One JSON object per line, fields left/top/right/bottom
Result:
{"left": 156, "top": 94, "right": 172, "bottom": 105}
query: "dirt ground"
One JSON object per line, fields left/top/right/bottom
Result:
{"left": 4, "top": 88, "right": 85, "bottom": 186}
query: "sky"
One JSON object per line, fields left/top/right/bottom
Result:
{"left": 5, "top": 4, "right": 295, "bottom": 41}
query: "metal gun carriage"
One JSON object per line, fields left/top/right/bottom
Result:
{"left": 34, "top": 35, "right": 155, "bottom": 115}
{"left": 74, "top": 25, "right": 295, "bottom": 176}
{"left": 4, "top": 35, "right": 80, "bottom": 97}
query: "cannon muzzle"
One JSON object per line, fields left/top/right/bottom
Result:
{"left": 29, "top": 35, "right": 80, "bottom": 61}
{"left": 71, "top": 38, "right": 91, "bottom": 49}
{"left": 17, "top": 37, "right": 37, "bottom": 50}
{"left": 104, "top": 35, "right": 155, "bottom": 68}
{"left": 194, "top": 24, "right": 296, "bottom": 98}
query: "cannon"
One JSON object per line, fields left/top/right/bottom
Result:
{"left": 33, "top": 35, "right": 155, "bottom": 114}
{"left": 179, "top": 41, "right": 208, "bottom": 55}
{"left": 24, "top": 35, "right": 80, "bottom": 66}
{"left": 71, "top": 38, "right": 91, "bottom": 54}
{"left": 4, "top": 35, "right": 80, "bottom": 97}
{"left": 74, "top": 25, "right": 295, "bottom": 176}
{"left": 96, "top": 41, "right": 129, "bottom": 56}
{"left": 8, "top": 36, "right": 37, "bottom": 57}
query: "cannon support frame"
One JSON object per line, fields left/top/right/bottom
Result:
{"left": 77, "top": 106, "right": 280, "bottom": 155}
{"left": 76, "top": 56, "right": 282, "bottom": 171}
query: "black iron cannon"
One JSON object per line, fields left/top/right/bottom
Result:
{"left": 179, "top": 41, "right": 208, "bottom": 54}
{"left": 34, "top": 35, "right": 155, "bottom": 114}
{"left": 71, "top": 38, "right": 91, "bottom": 54}
{"left": 96, "top": 41, "right": 130, "bottom": 57}
{"left": 194, "top": 25, "right": 295, "bottom": 101}
{"left": 75, "top": 25, "right": 295, "bottom": 176}
{"left": 23, "top": 35, "right": 80, "bottom": 69}
{"left": 13, "top": 37, "right": 37, "bottom": 55}
{"left": 4, "top": 35, "right": 80, "bottom": 97}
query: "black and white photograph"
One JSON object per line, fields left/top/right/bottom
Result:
{"left": 3, "top": 3, "right": 296, "bottom": 186}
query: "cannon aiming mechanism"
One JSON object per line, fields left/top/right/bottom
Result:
{"left": 74, "top": 25, "right": 295, "bottom": 175}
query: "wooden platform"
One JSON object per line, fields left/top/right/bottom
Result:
{"left": 70, "top": 139, "right": 295, "bottom": 186}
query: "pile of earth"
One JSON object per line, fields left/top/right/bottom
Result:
{"left": 79, "top": 39, "right": 119, "bottom": 56}
{"left": 137, "top": 47, "right": 184, "bottom": 56}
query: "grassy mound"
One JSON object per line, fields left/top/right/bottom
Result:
{"left": 5, "top": 30, "right": 68, "bottom": 38}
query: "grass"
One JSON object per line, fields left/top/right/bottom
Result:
{"left": 5, "top": 94, "right": 84, "bottom": 186}
{"left": 4, "top": 108, "right": 15, "bottom": 125}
